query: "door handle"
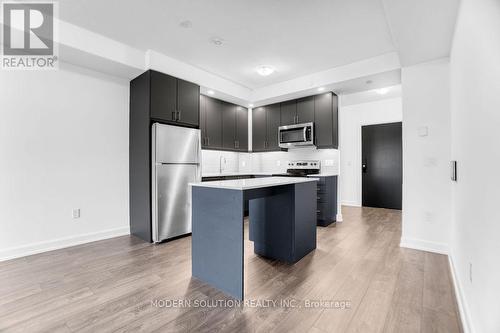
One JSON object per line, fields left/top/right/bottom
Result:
{"left": 362, "top": 161, "right": 368, "bottom": 173}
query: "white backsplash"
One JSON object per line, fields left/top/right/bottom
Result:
{"left": 202, "top": 148, "right": 339, "bottom": 175}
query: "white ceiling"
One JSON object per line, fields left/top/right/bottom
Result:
{"left": 58, "top": 0, "right": 459, "bottom": 91}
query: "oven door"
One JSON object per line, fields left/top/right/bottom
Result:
{"left": 279, "top": 122, "right": 314, "bottom": 148}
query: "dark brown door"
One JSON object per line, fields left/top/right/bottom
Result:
{"left": 362, "top": 122, "right": 402, "bottom": 210}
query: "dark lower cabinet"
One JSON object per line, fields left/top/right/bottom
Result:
{"left": 316, "top": 176, "right": 338, "bottom": 226}
{"left": 200, "top": 95, "right": 248, "bottom": 152}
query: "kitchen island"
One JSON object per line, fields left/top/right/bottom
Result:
{"left": 190, "top": 177, "right": 318, "bottom": 300}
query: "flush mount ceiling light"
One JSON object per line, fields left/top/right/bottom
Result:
{"left": 376, "top": 88, "right": 389, "bottom": 95}
{"left": 210, "top": 37, "right": 224, "bottom": 46}
{"left": 207, "top": 90, "right": 215, "bottom": 95}
{"left": 179, "top": 20, "right": 192, "bottom": 28}
{"left": 248, "top": 103, "right": 254, "bottom": 107}
{"left": 317, "top": 87, "right": 325, "bottom": 92}
{"left": 256, "top": 65, "right": 275, "bottom": 76}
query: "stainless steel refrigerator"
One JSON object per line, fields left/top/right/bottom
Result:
{"left": 151, "top": 123, "right": 201, "bottom": 243}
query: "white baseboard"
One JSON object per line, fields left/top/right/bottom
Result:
{"left": 0, "top": 227, "right": 130, "bottom": 262}
{"left": 399, "top": 237, "right": 449, "bottom": 255}
{"left": 341, "top": 201, "right": 361, "bottom": 207}
{"left": 448, "top": 255, "right": 475, "bottom": 333}
{"left": 336, "top": 213, "right": 343, "bottom": 222}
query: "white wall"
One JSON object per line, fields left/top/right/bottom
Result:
{"left": 339, "top": 96, "right": 403, "bottom": 206}
{"left": 449, "top": 0, "right": 500, "bottom": 332}
{"left": 0, "top": 63, "right": 130, "bottom": 260}
{"left": 400, "top": 58, "right": 452, "bottom": 254}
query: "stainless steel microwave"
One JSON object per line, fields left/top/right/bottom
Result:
{"left": 278, "top": 122, "right": 315, "bottom": 148}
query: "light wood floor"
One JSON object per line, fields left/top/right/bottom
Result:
{"left": 0, "top": 206, "right": 462, "bottom": 333}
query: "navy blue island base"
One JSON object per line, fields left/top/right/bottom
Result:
{"left": 191, "top": 177, "right": 318, "bottom": 300}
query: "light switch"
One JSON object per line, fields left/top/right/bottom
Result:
{"left": 418, "top": 126, "right": 428, "bottom": 137}
{"left": 324, "top": 159, "right": 334, "bottom": 166}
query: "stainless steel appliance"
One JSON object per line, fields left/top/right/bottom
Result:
{"left": 278, "top": 122, "right": 315, "bottom": 149}
{"left": 273, "top": 160, "right": 321, "bottom": 177}
{"left": 151, "top": 123, "right": 201, "bottom": 243}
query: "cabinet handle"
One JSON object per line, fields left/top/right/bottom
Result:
{"left": 207, "top": 137, "right": 210, "bottom": 146}
{"left": 172, "top": 111, "right": 176, "bottom": 120}
{"left": 177, "top": 110, "right": 181, "bottom": 121}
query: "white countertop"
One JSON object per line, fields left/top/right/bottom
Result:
{"left": 191, "top": 176, "right": 318, "bottom": 190}
{"left": 202, "top": 172, "right": 274, "bottom": 178}
{"left": 306, "top": 173, "right": 338, "bottom": 177}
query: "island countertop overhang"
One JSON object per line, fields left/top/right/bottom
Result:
{"left": 190, "top": 176, "right": 318, "bottom": 191}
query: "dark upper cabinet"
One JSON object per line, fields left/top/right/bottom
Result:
{"left": 331, "top": 94, "right": 338, "bottom": 148}
{"left": 296, "top": 96, "right": 314, "bottom": 124}
{"left": 149, "top": 70, "right": 199, "bottom": 128}
{"left": 314, "top": 92, "right": 334, "bottom": 148}
{"left": 252, "top": 107, "right": 267, "bottom": 152}
{"left": 200, "top": 95, "right": 248, "bottom": 152}
{"left": 150, "top": 70, "right": 177, "bottom": 122}
{"left": 252, "top": 104, "right": 281, "bottom": 152}
{"left": 222, "top": 102, "right": 237, "bottom": 150}
{"left": 236, "top": 106, "right": 248, "bottom": 151}
{"left": 266, "top": 104, "right": 281, "bottom": 150}
{"left": 200, "top": 95, "right": 222, "bottom": 149}
{"left": 252, "top": 92, "right": 338, "bottom": 151}
{"left": 280, "top": 100, "right": 297, "bottom": 125}
{"left": 200, "top": 95, "right": 207, "bottom": 144}
{"left": 177, "top": 79, "right": 200, "bottom": 127}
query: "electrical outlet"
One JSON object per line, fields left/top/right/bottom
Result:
{"left": 72, "top": 208, "right": 81, "bottom": 219}
{"left": 424, "top": 211, "right": 433, "bottom": 222}
{"left": 324, "top": 159, "right": 334, "bottom": 166}
{"left": 469, "top": 263, "right": 473, "bottom": 283}
{"left": 241, "top": 161, "right": 246, "bottom": 167}
{"left": 276, "top": 160, "right": 281, "bottom": 166}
